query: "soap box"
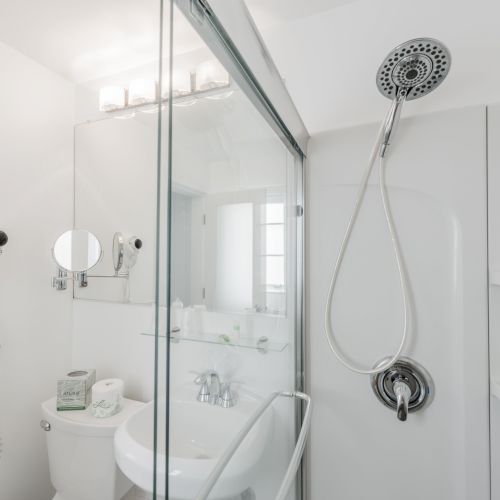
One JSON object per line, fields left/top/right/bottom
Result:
{"left": 57, "top": 369, "right": 96, "bottom": 411}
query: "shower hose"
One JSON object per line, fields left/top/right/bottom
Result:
{"left": 323, "top": 112, "right": 411, "bottom": 375}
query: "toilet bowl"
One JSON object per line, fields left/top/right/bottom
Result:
{"left": 41, "top": 396, "right": 145, "bottom": 500}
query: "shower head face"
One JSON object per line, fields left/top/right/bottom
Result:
{"left": 376, "top": 38, "right": 451, "bottom": 101}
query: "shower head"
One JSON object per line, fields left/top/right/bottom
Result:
{"left": 376, "top": 38, "right": 451, "bottom": 101}
{"left": 376, "top": 38, "right": 451, "bottom": 157}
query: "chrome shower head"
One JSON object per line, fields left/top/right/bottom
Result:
{"left": 376, "top": 38, "right": 451, "bottom": 157}
{"left": 376, "top": 38, "right": 451, "bottom": 100}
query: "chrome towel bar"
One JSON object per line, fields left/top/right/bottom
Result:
{"left": 194, "top": 390, "right": 312, "bottom": 500}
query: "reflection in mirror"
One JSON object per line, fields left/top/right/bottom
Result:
{"left": 169, "top": 89, "right": 294, "bottom": 319}
{"left": 215, "top": 202, "right": 253, "bottom": 311}
{"left": 52, "top": 229, "right": 102, "bottom": 273}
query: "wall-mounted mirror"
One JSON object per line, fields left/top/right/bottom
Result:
{"left": 72, "top": 90, "right": 296, "bottom": 315}
{"left": 52, "top": 229, "right": 102, "bottom": 272}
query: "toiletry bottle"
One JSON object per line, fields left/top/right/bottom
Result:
{"left": 232, "top": 320, "right": 241, "bottom": 344}
{"left": 171, "top": 298, "right": 183, "bottom": 333}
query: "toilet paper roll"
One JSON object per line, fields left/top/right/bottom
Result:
{"left": 91, "top": 378, "right": 124, "bottom": 418}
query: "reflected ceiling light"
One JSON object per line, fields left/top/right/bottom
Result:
{"left": 99, "top": 86, "right": 126, "bottom": 112}
{"left": 196, "top": 59, "right": 230, "bottom": 91}
{"left": 128, "top": 79, "right": 157, "bottom": 106}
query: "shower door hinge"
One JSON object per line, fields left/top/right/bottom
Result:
{"left": 296, "top": 205, "right": 304, "bottom": 217}
{"left": 202, "top": 287, "right": 206, "bottom": 299}
{"left": 202, "top": 214, "right": 206, "bottom": 225}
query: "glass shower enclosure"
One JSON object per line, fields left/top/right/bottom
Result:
{"left": 154, "top": 1, "right": 307, "bottom": 499}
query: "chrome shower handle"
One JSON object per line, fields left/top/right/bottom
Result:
{"left": 393, "top": 379, "right": 412, "bottom": 421}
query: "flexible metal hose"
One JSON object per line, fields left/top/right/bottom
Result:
{"left": 323, "top": 108, "right": 412, "bottom": 375}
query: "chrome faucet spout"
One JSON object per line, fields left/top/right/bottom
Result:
{"left": 195, "top": 371, "right": 222, "bottom": 405}
{"left": 194, "top": 371, "right": 237, "bottom": 407}
{"left": 393, "top": 379, "right": 412, "bottom": 421}
{"left": 208, "top": 372, "right": 221, "bottom": 405}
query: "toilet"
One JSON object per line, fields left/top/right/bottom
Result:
{"left": 41, "top": 396, "right": 144, "bottom": 500}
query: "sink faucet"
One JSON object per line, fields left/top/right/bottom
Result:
{"left": 194, "top": 371, "right": 235, "bottom": 408}
{"left": 195, "top": 371, "right": 220, "bottom": 405}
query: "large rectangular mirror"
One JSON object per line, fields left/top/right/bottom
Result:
{"left": 73, "top": 82, "right": 297, "bottom": 324}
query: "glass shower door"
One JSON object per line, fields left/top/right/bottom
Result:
{"left": 156, "top": 1, "right": 306, "bottom": 498}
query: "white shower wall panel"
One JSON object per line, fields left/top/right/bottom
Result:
{"left": 307, "top": 105, "right": 489, "bottom": 500}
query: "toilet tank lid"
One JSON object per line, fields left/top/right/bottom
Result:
{"left": 41, "top": 397, "right": 146, "bottom": 437}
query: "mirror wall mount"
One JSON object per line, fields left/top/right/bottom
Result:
{"left": 52, "top": 268, "right": 68, "bottom": 291}
{"left": 52, "top": 269, "right": 89, "bottom": 290}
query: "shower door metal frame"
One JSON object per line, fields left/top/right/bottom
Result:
{"left": 172, "top": 1, "right": 309, "bottom": 498}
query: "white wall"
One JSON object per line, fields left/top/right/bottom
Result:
{"left": 0, "top": 41, "right": 75, "bottom": 500}
{"left": 306, "top": 106, "right": 489, "bottom": 500}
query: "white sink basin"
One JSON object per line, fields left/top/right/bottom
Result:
{"left": 114, "top": 386, "right": 273, "bottom": 499}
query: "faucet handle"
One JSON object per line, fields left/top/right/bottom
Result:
{"left": 196, "top": 379, "right": 211, "bottom": 402}
{"left": 192, "top": 370, "right": 213, "bottom": 384}
{"left": 393, "top": 379, "right": 411, "bottom": 421}
{"left": 218, "top": 382, "right": 236, "bottom": 408}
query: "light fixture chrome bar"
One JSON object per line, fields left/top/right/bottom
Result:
{"left": 194, "top": 390, "right": 312, "bottom": 500}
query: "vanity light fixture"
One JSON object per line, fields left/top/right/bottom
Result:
{"left": 196, "top": 59, "right": 233, "bottom": 100}
{"left": 128, "top": 79, "right": 157, "bottom": 106}
{"left": 99, "top": 86, "right": 126, "bottom": 111}
{"left": 99, "top": 65, "right": 233, "bottom": 114}
{"left": 162, "top": 70, "right": 197, "bottom": 107}
{"left": 195, "top": 59, "right": 230, "bottom": 90}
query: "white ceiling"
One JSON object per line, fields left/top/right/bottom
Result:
{"left": 0, "top": 0, "right": 341, "bottom": 85}
{"left": 247, "top": 0, "right": 500, "bottom": 134}
{"left": 0, "top": 0, "right": 204, "bottom": 84}
{"left": 245, "top": 0, "right": 358, "bottom": 29}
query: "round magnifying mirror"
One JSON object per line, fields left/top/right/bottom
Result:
{"left": 52, "top": 229, "right": 102, "bottom": 272}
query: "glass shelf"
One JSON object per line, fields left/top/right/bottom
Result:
{"left": 140, "top": 330, "right": 288, "bottom": 353}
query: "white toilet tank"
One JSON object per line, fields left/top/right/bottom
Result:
{"left": 41, "top": 396, "right": 145, "bottom": 500}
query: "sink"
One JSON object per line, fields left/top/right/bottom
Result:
{"left": 114, "top": 386, "right": 273, "bottom": 499}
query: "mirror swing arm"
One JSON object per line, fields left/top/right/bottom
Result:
{"left": 51, "top": 268, "right": 130, "bottom": 291}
